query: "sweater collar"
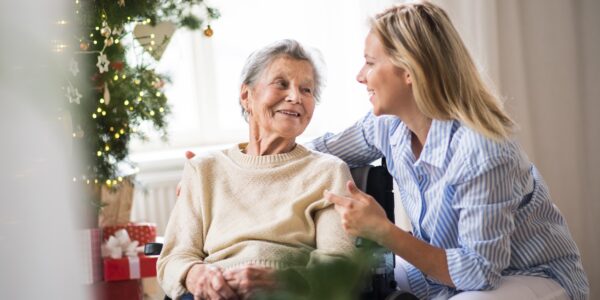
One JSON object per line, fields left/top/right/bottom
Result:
{"left": 228, "top": 143, "right": 310, "bottom": 167}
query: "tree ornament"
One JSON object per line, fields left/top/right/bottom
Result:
{"left": 79, "top": 41, "right": 89, "bottom": 51}
{"left": 103, "top": 82, "right": 111, "bottom": 105}
{"left": 153, "top": 79, "right": 165, "bottom": 89}
{"left": 101, "top": 21, "right": 112, "bottom": 38}
{"left": 69, "top": 58, "right": 79, "bottom": 76}
{"left": 66, "top": 85, "right": 82, "bottom": 104}
{"left": 133, "top": 21, "right": 175, "bottom": 61}
{"left": 112, "top": 26, "right": 123, "bottom": 36}
{"left": 117, "top": 0, "right": 125, "bottom": 7}
{"left": 111, "top": 60, "right": 124, "bottom": 71}
{"left": 105, "top": 37, "right": 114, "bottom": 47}
{"left": 203, "top": 25, "right": 213, "bottom": 37}
{"left": 96, "top": 53, "right": 110, "bottom": 73}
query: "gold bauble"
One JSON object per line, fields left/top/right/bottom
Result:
{"left": 79, "top": 41, "right": 90, "bottom": 50}
{"left": 203, "top": 25, "right": 213, "bottom": 37}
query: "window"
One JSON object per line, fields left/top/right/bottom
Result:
{"left": 130, "top": 0, "right": 401, "bottom": 153}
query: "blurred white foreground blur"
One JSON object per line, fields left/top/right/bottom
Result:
{"left": 0, "top": 0, "right": 87, "bottom": 298}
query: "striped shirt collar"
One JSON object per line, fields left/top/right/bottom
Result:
{"left": 390, "top": 118, "right": 455, "bottom": 169}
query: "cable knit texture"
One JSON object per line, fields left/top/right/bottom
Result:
{"left": 157, "top": 144, "right": 355, "bottom": 299}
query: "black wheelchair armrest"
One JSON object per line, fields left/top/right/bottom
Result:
{"left": 144, "top": 242, "right": 163, "bottom": 256}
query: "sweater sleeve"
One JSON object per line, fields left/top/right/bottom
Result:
{"left": 307, "top": 161, "right": 355, "bottom": 266}
{"left": 156, "top": 161, "right": 207, "bottom": 299}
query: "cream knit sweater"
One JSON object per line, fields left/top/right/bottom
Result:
{"left": 157, "top": 144, "right": 355, "bottom": 298}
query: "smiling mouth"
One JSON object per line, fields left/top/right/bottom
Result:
{"left": 276, "top": 110, "right": 301, "bottom": 117}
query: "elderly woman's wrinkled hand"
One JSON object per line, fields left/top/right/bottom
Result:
{"left": 223, "top": 265, "right": 277, "bottom": 299}
{"left": 185, "top": 263, "right": 239, "bottom": 300}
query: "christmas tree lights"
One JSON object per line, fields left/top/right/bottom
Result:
{"left": 63, "top": 0, "right": 220, "bottom": 188}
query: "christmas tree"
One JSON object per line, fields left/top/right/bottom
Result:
{"left": 64, "top": 0, "right": 219, "bottom": 188}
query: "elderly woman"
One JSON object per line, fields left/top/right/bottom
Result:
{"left": 157, "top": 40, "right": 355, "bottom": 300}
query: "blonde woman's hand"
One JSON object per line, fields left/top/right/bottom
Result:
{"left": 223, "top": 265, "right": 277, "bottom": 299}
{"left": 185, "top": 263, "right": 239, "bottom": 300}
{"left": 324, "top": 180, "right": 393, "bottom": 244}
{"left": 176, "top": 151, "right": 197, "bottom": 197}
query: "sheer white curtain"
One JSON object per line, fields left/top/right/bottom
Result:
{"left": 434, "top": 0, "right": 600, "bottom": 297}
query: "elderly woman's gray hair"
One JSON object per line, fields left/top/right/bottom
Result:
{"left": 239, "top": 39, "right": 325, "bottom": 119}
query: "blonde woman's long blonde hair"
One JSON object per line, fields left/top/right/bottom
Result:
{"left": 372, "top": 1, "right": 514, "bottom": 141}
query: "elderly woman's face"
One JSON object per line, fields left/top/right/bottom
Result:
{"left": 241, "top": 57, "right": 316, "bottom": 139}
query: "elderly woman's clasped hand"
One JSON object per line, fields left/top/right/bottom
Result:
{"left": 186, "top": 263, "right": 276, "bottom": 300}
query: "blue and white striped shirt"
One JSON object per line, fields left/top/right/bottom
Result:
{"left": 309, "top": 112, "right": 588, "bottom": 299}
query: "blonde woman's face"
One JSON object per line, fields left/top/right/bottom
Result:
{"left": 356, "top": 31, "right": 413, "bottom": 116}
{"left": 240, "top": 57, "right": 316, "bottom": 139}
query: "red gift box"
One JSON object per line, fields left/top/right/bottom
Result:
{"left": 91, "top": 279, "right": 142, "bottom": 300}
{"left": 104, "top": 254, "right": 158, "bottom": 282}
{"left": 102, "top": 222, "right": 156, "bottom": 245}
{"left": 80, "top": 228, "right": 103, "bottom": 284}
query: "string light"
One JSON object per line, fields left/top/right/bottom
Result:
{"left": 155, "top": 92, "right": 161, "bottom": 97}
{"left": 101, "top": 111, "right": 107, "bottom": 116}
{"left": 118, "top": 177, "right": 123, "bottom": 182}
{"left": 97, "top": 107, "right": 102, "bottom": 113}
{"left": 119, "top": 129, "right": 125, "bottom": 134}
{"left": 97, "top": 151, "right": 102, "bottom": 157}
{"left": 104, "top": 145, "right": 110, "bottom": 151}
{"left": 100, "top": 98, "right": 105, "bottom": 104}
{"left": 94, "top": 179, "right": 98, "bottom": 184}
{"left": 114, "top": 133, "right": 120, "bottom": 139}
{"left": 72, "top": 177, "right": 77, "bottom": 182}
{"left": 92, "top": 113, "right": 97, "bottom": 119}
{"left": 93, "top": 40, "right": 98, "bottom": 45}
{"left": 150, "top": 110, "right": 155, "bottom": 116}
{"left": 124, "top": 100, "right": 129, "bottom": 106}
{"left": 109, "top": 127, "right": 114, "bottom": 132}
{"left": 159, "top": 107, "right": 164, "bottom": 113}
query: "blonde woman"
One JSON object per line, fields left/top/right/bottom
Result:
{"left": 318, "top": 1, "right": 589, "bottom": 299}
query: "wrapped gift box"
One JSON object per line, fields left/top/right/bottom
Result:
{"left": 104, "top": 254, "right": 158, "bottom": 282}
{"left": 80, "top": 228, "right": 103, "bottom": 284}
{"left": 102, "top": 222, "right": 156, "bottom": 245}
{"left": 91, "top": 279, "right": 142, "bottom": 300}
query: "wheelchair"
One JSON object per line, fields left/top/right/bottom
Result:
{"left": 145, "top": 161, "right": 416, "bottom": 300}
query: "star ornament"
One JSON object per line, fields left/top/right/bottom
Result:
{"left": 69, "top": 58, "right": 79, "bottom": 76}
{"left": 66, "top": 85, "right": 82, "bottom": 104}
{"left": 96, "top": 53, "right": 110, "bottom": 73}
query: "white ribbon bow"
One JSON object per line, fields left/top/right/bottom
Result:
{"left": 101, "top": 229, "right": 142, "bottom": 259}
